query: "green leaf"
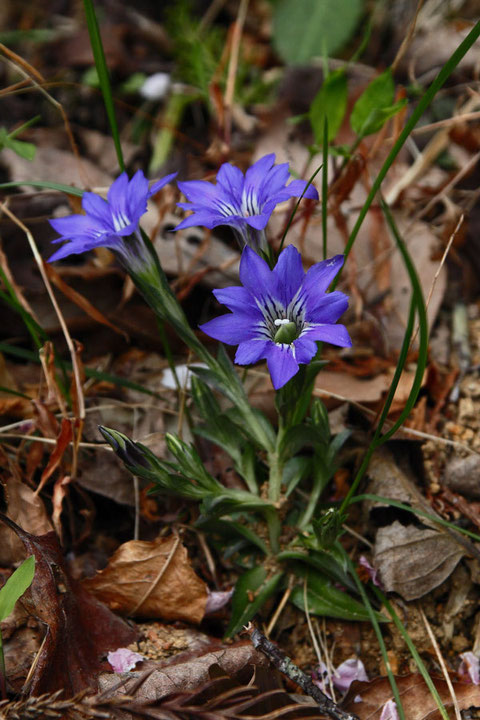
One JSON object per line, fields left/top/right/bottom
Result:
{"left": 0, "top": 180, "right": 84, "bottom": 196}
{"left": 83, "top": 0, "right": 125, "bottom": 171}
{"left": 200, "top": 490, "right": 275, "bottom": 519}
{"left": 0, "top": 556, "right": 35, "bottom": 621}
{"left": 0, "top": 129, "right": 36, "bottom": 161}
{"left": 310, "top": 70, "right": 348, "bottom": 144}
{"left": 195, "top": 518, "right": 269, "bottom": 555}
{"left": 290, "top": 568, "right": 387, "bottom": 622}
{"left": 225, "top": 567, "right": 283, "bottom": 638}
{"left": 283, "top": 456, "right": 312, "bottom": 496}
{"left": 350, "top": 68, "right": 406, "bottom": 137}
{"left": 273, "top": 0, "right": 363, "bottom": 65}
{"left": 278, "top": 545, "right": 355, "bottom": 591}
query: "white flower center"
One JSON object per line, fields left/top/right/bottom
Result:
{"left": 112, "top": 211, "right": 131, "bottom": 232}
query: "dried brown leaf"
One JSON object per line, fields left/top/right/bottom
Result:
{"left": 83, "top": 536, "right": 208, "bottom": 623}
{"left": 0, "top": 457, "right": 52, "bottom": 565}
{"left": 367, "top": 448, "right": 471, "bottom": 600}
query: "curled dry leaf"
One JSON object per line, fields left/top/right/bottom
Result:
{"left": 99, "top": 646, "right": 269, "bottom": 701}
{"left": 343, "top": 673, "right": 480, "bottom": 719}
{"left": 83, "top": 535, "right": 207, "bottom": 623}
{"left": 367, "top": 448, "right": 468, "bottom": 601}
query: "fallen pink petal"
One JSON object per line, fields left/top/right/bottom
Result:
{"left": 204, "top": 589, "right": 234, "bottom": 615}
{"left": 380, "top": 699, "right": 399, "bottom": 720}
{"left": 333, "top": 658, "right": 369, "bottom": 693}
{"left": 459, "top": 651, "right": 480, "bottom": 684}
{"left": 359, "top": 555, "right": 383, "bottom": 588}
{"left": 107, "top": 648, "right": 145, "bottom": 673}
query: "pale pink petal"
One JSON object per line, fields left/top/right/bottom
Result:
{"left": 459, "top": 651, "right": 480, "bottom": 684}
{"left": 204, "top": 589, "right": 234, "bottom": 614}
{"left": 333, "top": 658, "right": 368, "bottom": 693}
{"left": 380, "top": 699, "right": 399, "bottom": 720}
{"left": 359, "top": 555, "right": 383, "bottom": 588}
{"left": 107, "top": 648, "right": 144, "bottom": 673}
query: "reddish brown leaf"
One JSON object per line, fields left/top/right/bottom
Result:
{"left": 0, "top": 514, "right": 137, "bottom": 696}
{"left": 344, "top": 673, "right": 480, "bottom": 719}
{"left": 36, "top": 417, "right": 73, "bottom": 494}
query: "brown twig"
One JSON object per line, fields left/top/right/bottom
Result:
{"left": 244, "top": 623, "right": 359, "bottom": 720}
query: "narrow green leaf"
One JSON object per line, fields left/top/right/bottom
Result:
{"left": 375, "top": 589, "right": 449, "bottom": 720}
{"left": 310, "top": 70, "right": 348, "bottom": 144}
{"left": 344, "top": 552, "right": 406, "bottom": 720}
{"left": 0, "top": 556, "right": 35, "bottom": 621}
{"left": 0, "top": 180, "right": 84, "bottom": 196}
{"left": 83, "top": 0, "right": 125, "bottom": 171}
{"left": 0, "top": 341, "right": 161, "bottom": 398}
{"left": 290, "top": 568, "right": 387, "bottom": 622}
{"left": 195, "top": 518, "right": 269, "bottom": 555}
{"left": 225, "top": 567, "right": 283, "bottom": 638}
{"left": 353, "top": 493, "right": 480, "bottom": 544}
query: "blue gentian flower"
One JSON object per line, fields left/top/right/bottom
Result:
{"left": 200, "top": 245, "right": 351, "bottom": 390}
{"left": 175, "top": 154, "right": 319, "bottom": 250}
{"left": 49, "top": 170, "right": 176, "bottom": 269}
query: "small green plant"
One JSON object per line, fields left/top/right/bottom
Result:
{"left": 0, "top": 118, "right": 39, "bottom": 161}
{"left": 0, "top": 556, "right": 35, "bottom": 698}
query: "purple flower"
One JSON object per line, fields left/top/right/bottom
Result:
{"left": 49, "top": 170, "right": 176, "bottom": 267}
{"left": 199, "top": 245, "right": 351, "bottom": 390}
{"left": 175, "top": 154, "right": 319, "bottom": 249}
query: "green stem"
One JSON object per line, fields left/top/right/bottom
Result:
{"left": 265, "top": 508, "right": 281, "bottom": 555}
{"left": 298, "top": 461, "right": 329, "bottom": 530}
{"left": 268, "top": 419, "right": 286, "bottom": 504}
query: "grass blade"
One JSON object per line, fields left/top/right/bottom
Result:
{"left": 373, "top": 588, "right": 450, "bottom": 720}
{"left": 0, "top": 180, "right": 84, "bottom": 196}
{"left": 322, "top": 118, "right": 328, "bottom": 260}
{"left": 340, "top": 199, "right": 428, "bottom": 511}
{"left": 83, "top": 0, "right": 125, "bottom": 172}
{"left": 343, "top": 552, "right": 406, "bottom": 720}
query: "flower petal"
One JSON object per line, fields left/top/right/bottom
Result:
{"left": 199, "top": 313, "right": 257, "bottom": 344}
{"left": 305, "top": 323, "right": 352, "bottom": 347}
{"left": 293, "top": 335, "right": 318, "bottom": 364}
{"left": 239, "top": 246, "right": 279, "bottom": 299}
{"left": 284, "top": 178, "right": 319, "bottom": 200}
{"left": 178, "top": 179, "right": 220, "bottom": 204}
{"left": 216, "top": 163, "right": 244, "bottom": 198}
{"left": 265, "top": 343, "right": 299, "bottom": 389}
{"left": 274, "top": 245, "right": 305, "bottom": 304}
{"left": 305, "top": 291, "right": 349, "bottom": 323}
{"left": 235, "top": 339, "right": 269, "bottom": 364}
{"left": 244, "top": 154, "right": 276, "bottom": 197}
{"left": 213, "top": 286, "right": 259, "bottom": 314}
{"left": 149, "top": 172, "right": 177, "bottom": 197}
{"left": 82, "top": 192, "right": 112, "bottom": 225}
{"left": 303, "top": 254, "right": 345, "bottom": 295}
